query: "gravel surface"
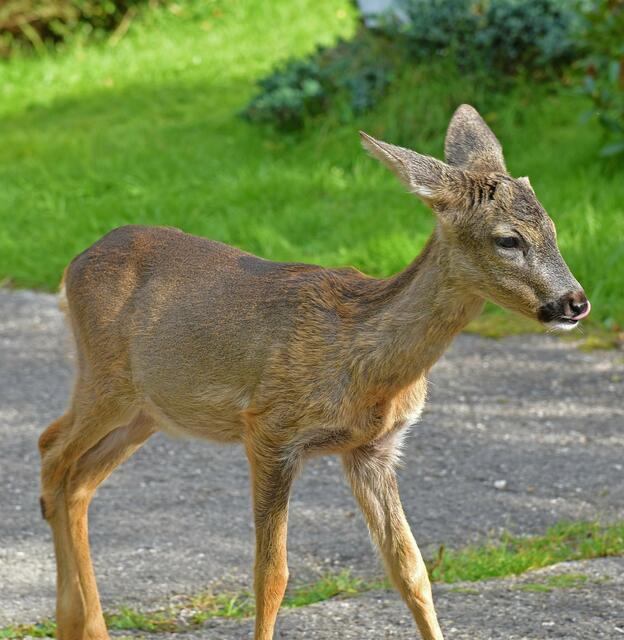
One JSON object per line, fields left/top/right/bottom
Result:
{"left": 1, "top": 288, "right": 623, "bottom": 630}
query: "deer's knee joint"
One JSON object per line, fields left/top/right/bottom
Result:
{"left": 64, "top": 483, "right": 93, "bottom": 511}
{"left": 271, "top": 570, "right": 289, "bottom": 597}
{"left": 256, "top": 565, "right": 289, "bottom": 597}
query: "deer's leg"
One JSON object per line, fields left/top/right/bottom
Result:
{"left": 40, "top": 409, "right": 154, "bottom": 640}
{"left": 246, "top": 440, "right": 297, "bottom": 640}
{"left": 343, "top": 441, "right": 444, "bottom": 640}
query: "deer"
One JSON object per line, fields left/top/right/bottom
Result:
{"left": 38, "top": 104, "right": 590, "bottom": 640}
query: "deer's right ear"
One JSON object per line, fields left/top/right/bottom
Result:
{"left": 359, "top": 131, "right": 463, "bottom": 209}
{"left": 444, "top": 104, "right": 506, "bottom": 174}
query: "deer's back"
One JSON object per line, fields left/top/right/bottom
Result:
{"left": 63, "top": 225, "right": 332, "bottom": 440}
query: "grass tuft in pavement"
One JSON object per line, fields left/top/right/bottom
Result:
{"left": 428, "top": 521, "right": 624, "bottom": 583}
{"left": 515, "top": 573, "right": 589, "bottom": 593}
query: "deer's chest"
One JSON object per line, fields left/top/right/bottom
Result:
{"left": 351, "top": 376, "right": 428, "bottom": 445}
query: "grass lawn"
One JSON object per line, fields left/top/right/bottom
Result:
{"left": 0, "top": 0, "right": 622, "bottom": 330}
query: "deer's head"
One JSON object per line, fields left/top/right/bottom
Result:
{"left": 360, "top": 104, "right": 590, "bottom": 331}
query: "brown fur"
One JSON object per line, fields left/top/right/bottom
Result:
{"left": 39, "top": 105, "right": 587, "bottom": 640}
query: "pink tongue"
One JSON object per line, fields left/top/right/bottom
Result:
{"left": 574, "top": 300, "right": 591, "bottom": 320}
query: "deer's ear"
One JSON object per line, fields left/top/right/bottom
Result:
{"left": 444, "top": 104, "right": 506, "bottom": 174}
{"left": 359, "top": 131, "right": 463, "bottom": 208}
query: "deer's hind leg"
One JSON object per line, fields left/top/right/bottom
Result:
{"left": 40, "top": 400, "right": 155, "bottom": 640}
{"left": 245, "top": 429, "right": 298, "bottom": 640}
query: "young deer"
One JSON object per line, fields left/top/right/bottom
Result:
{"left": 39, "top": 104, "right": 590, "bottom": 640}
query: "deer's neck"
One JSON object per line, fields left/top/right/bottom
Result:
{"left": 352, "top": 229, "right": 483, "bottom": 391}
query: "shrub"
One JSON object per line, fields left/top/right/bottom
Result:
{"left": 243, "top": 0, "right": 584, "bottom": 131}
{"left": 241, "top": 33, "right": 394, "bottom": 131}
{"left": 383, "top": 0, "right": 581, "bottom": 76}
{"left": 477, "top": 0, "right": 582, "bottom": 74}
{"left": 0, "top": 0, "right": 150, "bottom": 57}
{"left": 241, "top": 56, "right": 328, "bottom": 131}
{"left": 579, "top": 0, "right": 624, "bottom": 157}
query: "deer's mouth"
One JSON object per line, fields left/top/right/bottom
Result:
{"left": 537, "top": 297, "right": 591, "bottom": 331}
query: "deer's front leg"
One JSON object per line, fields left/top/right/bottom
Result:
{"left": 246, "top": 439, "right": 296, "bottom": 640}
{"left": 343, "top": 442, "right": 444, "bottom": 640}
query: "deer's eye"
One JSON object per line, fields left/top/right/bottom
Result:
{"left": 495, "top": 236, "right": 520, "bottom": 249}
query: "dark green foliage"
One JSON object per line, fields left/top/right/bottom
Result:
{"left": 242, "top": 56, "right": 328, "bottom": 131}
{"left": 385, "top": 0, "right": 581, "bottom": 75}
{"left": 241, "top": 34, "right": 393, "bottom": 131}
{"left": 243, "top": 0, "right": 582, "bottom": 131}
{"left": 579, "top": 0, "right": 624, "bottom": 157}
{"left": 477, "top": 0, "right": 582, "bottom": 74}
{"left": 0, "top": 0, "right": 150, "bottom": 57}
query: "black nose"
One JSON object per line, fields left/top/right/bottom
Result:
{"left": 564, "top": 291, "right": 590, "bottom": 319}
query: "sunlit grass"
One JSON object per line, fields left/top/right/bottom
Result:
{"left": 429, "top": 521, "right": 624, "bottom": 583}
{"left": 0, "top": 0, "right": 622, "bottom": 330}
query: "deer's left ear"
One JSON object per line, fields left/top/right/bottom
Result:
{"left": 360, "top": 131, "right": 465, "bottom": 211}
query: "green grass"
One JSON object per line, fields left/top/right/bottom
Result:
{"left": 106, "top": 606, "right": 178, "bottom": 632}
{"left": 283, "top": 571, "right": 382, "bottom": 608}
{"left": 2, "top": 521, "right": 622, "bottom": 638}
{"left": 0, "top": 0, "right": 622, "bottom": 331}
{"left": 429, "top": 521, "right": 624, "bottom": 583}
{"left": 0, "top": 620, "right": 56, "bottom": 639}
{"left": 515, "top": 573, "right": 589, "bottom": 593}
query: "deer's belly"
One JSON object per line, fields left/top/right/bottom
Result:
{"left": 142, "top": 383, "right": 250, "bottom": 443}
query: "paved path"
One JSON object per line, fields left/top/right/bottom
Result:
{"left": 1, "top": 289, "right": 623, "bottom": 634}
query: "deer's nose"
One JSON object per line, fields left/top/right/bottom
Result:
{"left": 564, "top": 291, "right": 591, "bottom": 320}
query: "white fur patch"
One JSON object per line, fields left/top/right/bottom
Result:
{"left": 385, "top": 428, "right": 409, "bottom": 468}
{"left": 518, "top": 176, "right": 533, "bottom": 191}
{"left": 544, "top": 320, "right": 578, "bottom": 332}
{"left": 411, "top": 185, "right": 434, "bottom": 198}
{"left": 403, "top": 406, "right": 424, "bottom": 427}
